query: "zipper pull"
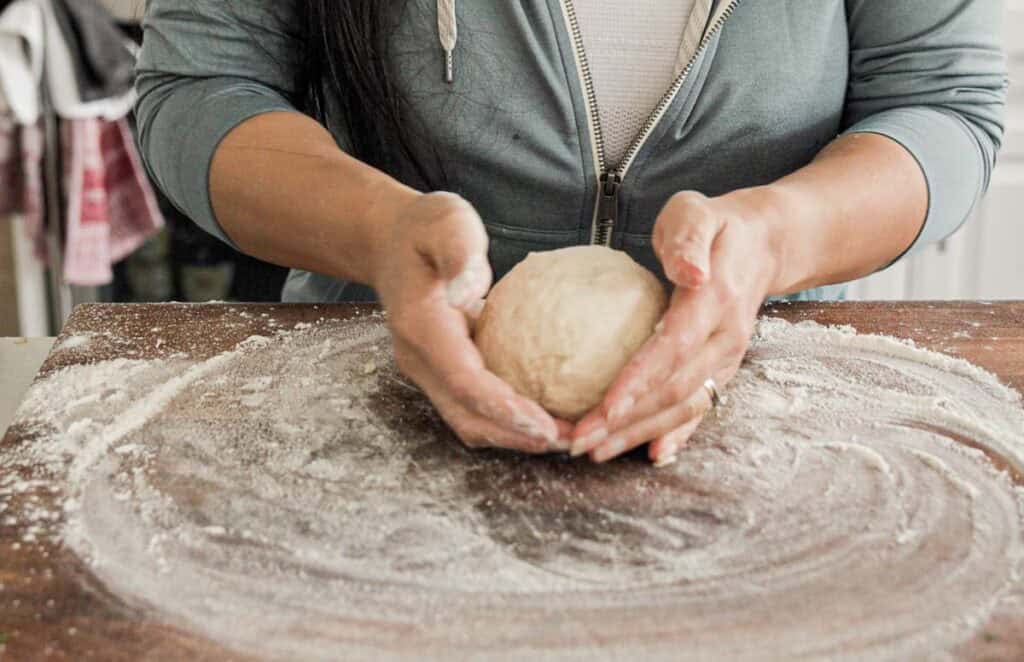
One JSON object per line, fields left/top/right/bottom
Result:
{"left": 593, "top": 171, "right": 621, "bottom": 247}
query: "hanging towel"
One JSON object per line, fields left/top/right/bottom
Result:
{"left": 0, "top": 113, "right": 46, "bottom": 260}
{"left": 61, "top": 117, "right": 164, "bottom": 286}
{"left": 51, "top": 0, "right": 135, "bottom": 103}
{"left": 0, "top": 0, "right": 47, "bottom": 261}
{"left": 1, "top": 0, "right": 158, "bottom": 286}
{"left": 38, "top": 0, "right": 134, "bottom": 120}
{"left": 0, "top": 0, "right": 45, "bottom": 125}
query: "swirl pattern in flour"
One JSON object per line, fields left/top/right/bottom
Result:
{"left": 7, "top": 315, "right": 1024, "bottom": 661}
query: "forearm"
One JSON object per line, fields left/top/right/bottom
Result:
{"left": 209, "top": 111, "right": 420, "bottom": 286}
{"left": 742, "top": 132, "right": 928, "bottom": 297}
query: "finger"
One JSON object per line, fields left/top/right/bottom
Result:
{"left": 602, "top": 287, "right": 720, "bottom": 427}
{"left": 605, "top": 330, "right": 732, "bottom": 434}
{"left": 439, "top": 354, "right": 559, "bottom": 443}
{"left": 590, "top": 388, "right": 712, "bottom": 464}
{"left": 649, "top": 417, "right": 703, "bottom": 468}
{"left": 401, "top": 348, "right": 553, "bottom": 453}
{"left": 387, "top": 260, "right": 557, "bottom": 440}
{"left": 455, "top": 410, "right": 554, "bottom": 454}
{"left": 392, "top": 303, "right": 559, "bottom": 443}
{"left": 570, "top": 409, "right": 611, "bottom": 457}
{"left": 445, "top": 254, "right": 492, "bottom": 311}
{"left": 653, "top": 192, "right": 726, "bottom": 288}
{"left": 464, "top": 298, "right": 486, "bottom": 335}
{"left": 551, "top": 419, "right": 576, "bottom": 453}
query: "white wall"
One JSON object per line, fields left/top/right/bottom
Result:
{"left": 848, "top": 6, "right": 1024, "bottom": 300}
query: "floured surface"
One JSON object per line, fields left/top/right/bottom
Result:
{"left": 3, "top": 312, "right": 1024, "bottom": 661}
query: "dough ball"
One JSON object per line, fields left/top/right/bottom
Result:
{"left": 474, "top": 246, "right": 668, "bottom": 421}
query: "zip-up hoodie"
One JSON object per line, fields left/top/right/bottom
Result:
{"left": 135, "top": 0, "right": 1008, "bottom": 302}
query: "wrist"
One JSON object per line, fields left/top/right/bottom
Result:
{"left": 358, "top": 177, "right": 422, "bottom": 289}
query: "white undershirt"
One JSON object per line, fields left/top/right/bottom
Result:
{"left": 573, "top": 0, "right": 696, "bottom": 168}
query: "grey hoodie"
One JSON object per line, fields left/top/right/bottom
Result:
{"left": 135, "top": 0, "right": 1007, "bottom": 302}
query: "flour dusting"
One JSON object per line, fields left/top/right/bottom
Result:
{"left": 2, "top": 314, "right": 1024, "bottom": 661}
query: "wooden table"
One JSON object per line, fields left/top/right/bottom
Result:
{"left": 1, "top": 301, "right": 1023, "bottom": 661}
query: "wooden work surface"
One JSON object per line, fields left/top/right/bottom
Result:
{"left": 1, "top": 301, "right": 1023, "bottom": 661}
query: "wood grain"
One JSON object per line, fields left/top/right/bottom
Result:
{"left": 1, "top": 301, "right": 1022, "bottom": 661}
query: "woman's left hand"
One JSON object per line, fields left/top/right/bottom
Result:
{"left": 570, "top": 188, "right": 782, "bottom": 466}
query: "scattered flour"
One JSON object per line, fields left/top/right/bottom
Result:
{"left": 2, "top": 315, "right": 1024, "bottom": 661}
{"left": 53, "top": 333, "right": 94, "bottom": 352}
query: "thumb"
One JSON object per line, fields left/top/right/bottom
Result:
{"left": 446, "top": 256, "right": 491, "bottom": 311}
{"left": 654, "top": 193, "right": 725, "bottom": 288}
{"left": 412, "top": 193, "right": 493, "bottom": 310}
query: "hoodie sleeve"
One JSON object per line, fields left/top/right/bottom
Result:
{"left": 842, "top": 0, "right": 1008, "bottom": 254}
{"left": 134, "top": 1, "right": 303, "bottom": 246}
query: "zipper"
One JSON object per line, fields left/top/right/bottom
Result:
{"left": 593, "top": 172, "right": 621, "bottom": 246}
{"left": 559, "top": 0, "right": 743, "bottom": 247}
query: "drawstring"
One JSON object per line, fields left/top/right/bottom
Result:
{"left": 437, "top": 0, "right": 457, "bottom": 83}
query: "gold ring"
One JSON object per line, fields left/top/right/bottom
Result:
{"left": 703, "top": 377, "right": 725, "bottom": 409}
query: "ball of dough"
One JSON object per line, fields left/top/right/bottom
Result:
{"left": 474, "top": 246, "right": 668, "bottom": 421}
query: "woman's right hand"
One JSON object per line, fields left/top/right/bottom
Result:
{"left": 371, "top": 191, "right": 568, "bottom": 453}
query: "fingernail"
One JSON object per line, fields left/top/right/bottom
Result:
{"left": 465, "top": 298, "right": 486, "bottom": 320}
{"left": 549, "top": 438, "right": 572, "bottom": 453}
{"left": 592, "top": 436, "right": 627, "bottom": 464}
{"left": 608, "top": 397, "right": 635, "bottom": 426}
{"left": 512, "top": 413, "right": 557, "bottom": 443}
{"left": 570, "top": 426, "right": 608, "bottom": 457}
{"left": 671, "top": 256, "right": 709, "bottom": 288}
{"left": 654, "top": 452, "right": 678, "bottom": 468}
{"left": 446, "top": 256, "right": 489, "bottom": 309}
{"left": 536, "top": 427, "right": 559, "bottom": 444}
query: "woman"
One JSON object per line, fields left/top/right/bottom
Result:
{"left": 135, "top": 1, "right": 1007, "bottom": 466}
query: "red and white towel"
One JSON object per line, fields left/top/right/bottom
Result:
{"left": 0, "top": 114, "right": 164, "bottom": 286}
{"left": 0, "top": 114, "right": 46, "bottom": 260}
{"left": 61, "top": 117, "right": 163, "bottom": 286}
{"left": 0, "top": 0, "right": 164, "bottom": 287}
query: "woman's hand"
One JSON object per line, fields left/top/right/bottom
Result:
{"left": 372, "top": 192, "right": 570, "bottom": 454}
{"left": 570, "top": 189, "right": 783, "bottom": 466}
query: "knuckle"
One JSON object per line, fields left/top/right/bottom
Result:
{"left": 438, "top": 196, "right": 479, "bottom": 227}
{"left": 416, "top": 194, "right": 483, "bottom": 241}
{"left": 722, "top": 331, "right": 748, "bottom": 359}
{"left": 669, "top": 190, "right": 708, "bottom": 209}
{"left": 652, "top": 224, "right": 668, "bottom": 256}
{"left": 422, "top": 190, "right": 465, "bottom": 212}
{"left": 392, "top": 341, "right": 417, "bottom": 372}
{"left": 663, "top": 193, "right": 713, "bottom": 226}
{"left": 449, "top": 417, "right": 485, "bottom": 448}
{"left": 446, "top": 371, "right": 480, "bottom": 405}
{"left": 387, "top": 307, "right": 418, "bottom": 339}
{"left": 716, "top": 279, "right": 743, "bottom": 305}
{"left": 668, "top": 376, "right": 692, "bottom": 403}
{"left": 666, "top": 326, "right": 697, "bottom": 352}
{"left": 669, "top": 351, "right": 692, "bottom": 377}
{"left": 680, "top": 390, "right": 705, "bottom": 415}
{"left": 680, "top": 222, "right": 716, "bottom": 244}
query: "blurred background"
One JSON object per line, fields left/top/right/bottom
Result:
{"left": 0, "top": 0, "right": 1020, "bottom": 338}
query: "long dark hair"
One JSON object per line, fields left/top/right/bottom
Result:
{"left": 295, "top": 1, "right": 437, "bottom": 185}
